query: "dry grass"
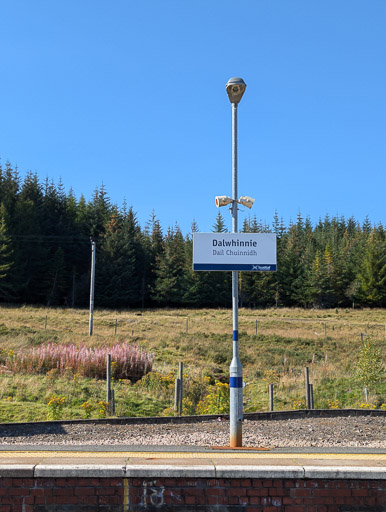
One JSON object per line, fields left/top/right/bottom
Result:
{"left": 0, "top": 305, "right": 384, "bottom": 419}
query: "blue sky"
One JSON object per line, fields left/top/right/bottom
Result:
{"left": 1, "top": 1, "right": 385, "bottom": 234}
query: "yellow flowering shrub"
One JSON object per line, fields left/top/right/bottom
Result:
{"left": 196, "top": 380, "right": 230, "bottom": 415}
{"left": 327, "top": 399, "right": 340, "bottom": 409}
{"left": 47, "top": 394, "right": 66, "bottom": 420}
{"left": 81, "top": 400, "right": 94, "bottom": 419}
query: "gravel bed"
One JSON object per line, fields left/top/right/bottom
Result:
{"left": 0, "top": 415, "right": 385, "bottom": 448}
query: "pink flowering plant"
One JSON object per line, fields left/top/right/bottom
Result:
{"left": 5, "top": 342, "right": 153, "bottom": 381}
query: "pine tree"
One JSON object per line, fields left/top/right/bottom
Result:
{"left": 152, "top": 225, "right": 187, "bottom": 306}
{"left": 212, "top": 211, "right": 228, "bottom": 233}
{"left": 356, "top": 231, "right": 386, "bottom": 306}
{"left": 0, "top": 204, "right": 14, "bottom": 300}
{"left": 12, "top": 172, "right": 46, "bottom": 302}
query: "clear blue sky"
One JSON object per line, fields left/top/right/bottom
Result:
{"left": 1, "top": 1, "right": 385, "bottom": 234}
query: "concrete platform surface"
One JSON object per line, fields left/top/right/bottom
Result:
{"left": 0, "top": 449, "right": 384, "bottom": 480}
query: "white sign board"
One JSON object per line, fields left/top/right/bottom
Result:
{"left": 193, "top": 233, "right": 277, "bottom": 271}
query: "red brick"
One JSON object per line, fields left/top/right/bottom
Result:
{"left": 351, "top": 488, "right": 369, "bottom": 496}
{"left": 291, "top": 488, "right": 312, "bottom": 497}
{"left": 269, "top": 487, "right": 289, "bottom": 496}
{"left": 30, "top": 489, "right": 45, "bottom": 497}
{"left": 185, "top": 488, "right": 203, "bottom": 496}
{"left": 96, "top": 487, "right": 116, "bottom": 495}
{"left": 88, "top": 478, "right": 102, "bottom": 486}
{"left": 206, "top": 496, "right": 217, "bottom": 505}
{"left": 19, "top": 479, "right": 34, "bottom": 487}
{"left": 344, "top": 496, "right": 361, "bottom": 505}
{"left": 332, "top": 488, "right": 351, "bottom": 497}
{"left": 74, "top": 487, "right": 95, "bottom": 496}
{"left": 312, "top": 489, "right": 333, "bottom": 497}
{"left": 204, "top": 487, "right": 222, "bottom": 496}
{"left": 263, "top": 480, "right": 273, "bottom": 487}
{"left": 80, "top": 496, "right": 98, "bottom": 505}
{"left": 249, "top": 496, "right": 261, "bottom": 505}
{"left": 241, "top": 479, "right": 252, "bottom": 487}
{"left": 309, "top": 497, "right": 333, "bottom": 505}
{"left": 248, "top": 488, "right": 268, "bottom": 497}
{"left": 182, "top": 479, "right": 197, "bottom": 487}
{"left": 53, "top": 487, "right": 74, "bottom": 496}
{"left": 285, "top": 480, "right": 296, "bottom": 488}
{"left": 53, "top": 478, "right": 67, "bottom": 487}
{"left": 217, "top": 496, "right": 229, "bottom": 505}
{"left": 98, "top": 495, "right": 121, "bottom": 505}
{"left": 228, "top": 487, "right": 246, "bottom": 496}
{"left": 305, "top": 480, "right": 321, "bottom": 488}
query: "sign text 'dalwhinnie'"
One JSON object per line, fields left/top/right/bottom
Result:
{"left": 193, "top": 233, "right": 277, "bottom": 271}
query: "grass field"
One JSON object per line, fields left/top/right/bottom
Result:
{"left": 0, "top": 305, "right": 384, "bottom": 422}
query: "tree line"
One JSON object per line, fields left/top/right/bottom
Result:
{"left": 0, "top": 162, "right": 385, "bottom": 308}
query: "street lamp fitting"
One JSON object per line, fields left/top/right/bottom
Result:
{"left": 225, "top": 77, "right": 247, "bottom": 104}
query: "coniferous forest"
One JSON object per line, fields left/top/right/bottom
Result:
{"left": 0, "top": 162, "right": 385, "bottom": 309}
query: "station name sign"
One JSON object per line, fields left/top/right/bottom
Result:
{"left": 193, "top": 233, "right": 277, "bottom": 271}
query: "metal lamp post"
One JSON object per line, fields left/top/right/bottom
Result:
{"left": 225, "top": 77, "right": 246, "bottom": 447}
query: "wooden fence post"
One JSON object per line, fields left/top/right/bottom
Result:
{"left": 305, "top": 367, "right": 311, "bottom": 409}
{"left": 309, "top": 383, "right": 314, "bottom": 409}
{"left": 269, "top": 384, "right": 274, "bottom": 412}
{"left": 178, "top": 362, "right": 183, "bottom": 416}
{"left": 106, "top": 354, "right": 112, "bottom": 415}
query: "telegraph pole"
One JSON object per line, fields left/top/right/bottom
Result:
{"left": 89, "top": 240, "right": 96, "bottom": 336}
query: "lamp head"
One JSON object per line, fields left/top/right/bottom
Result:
{"left": 215, "top": 196, "right": 233, "bottom": 208}
{"left": 238, "top": 196, "right": 255, "bottom": 209}
{"left": 225, "top": 77, "right": 246, "bottom": 104}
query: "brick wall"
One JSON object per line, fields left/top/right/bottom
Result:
{"left": 0, "top": 477, "right": 385, "bottom": 511}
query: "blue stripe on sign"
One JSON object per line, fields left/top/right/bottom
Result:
{"left": 193, "top": 264, "right": 277, "bottom": 271}
{"left": 230, "top": 377, "right": 243, "bottom": 388}
{"left": 233, "top": 330, "right": 238, "bottom": 341}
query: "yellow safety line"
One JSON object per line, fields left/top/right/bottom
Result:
{"left": 0, "top": 451, "right": 384, "bottom": 460}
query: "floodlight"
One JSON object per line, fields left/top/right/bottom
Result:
{"left": 215, "top": 196, "right": 233, "bottom": 207}
{"left": 238, "top": 196, "right": 255, "bottom": 209}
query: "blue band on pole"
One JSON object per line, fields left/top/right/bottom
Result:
{"left": 233, "top": 330, "right": 238, "bottom": 341}
{"left": 230, "top": 377, "right": 243, "bottom": 388}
